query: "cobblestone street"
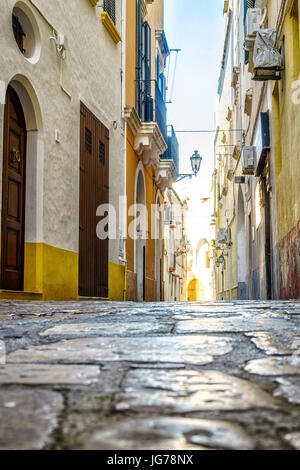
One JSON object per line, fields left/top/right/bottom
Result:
{"left": 0, "top": 300, "right": 300, "bottom": 450}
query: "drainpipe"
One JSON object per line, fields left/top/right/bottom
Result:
{"left": 121, "top": 0, "right": 127, "bottom": 300}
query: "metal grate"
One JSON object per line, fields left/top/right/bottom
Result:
{"left": 103, "top": 0, "right": 116, "bottom": 24}
{"left": 12, "top": 14, "right": 26, "bottom": 54}
{"left": 99, "top": 141, "right": 105, "bottom": 165}
{"left": 85, "top": 128, "right": 92, "bottom": 154}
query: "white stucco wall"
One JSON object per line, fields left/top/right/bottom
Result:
{"left": 0, "top": 0, "right": 125, "bottom": 264}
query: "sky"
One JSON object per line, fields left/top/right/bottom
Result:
{"left": 164, "top": 0, "right": 225, "bottom": 243}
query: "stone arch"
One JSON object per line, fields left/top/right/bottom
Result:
{"left": 237, "top": 185, "right": 248, "bottom": 299}
{"left": 155, "top": 190, "right": 163, "bottom": 301}
{"left": 3, "top": 75, "right": 44, "bottom": 292}
{"left": 134, "top": 162, "right": 147, "bottom": 301}
{"left": 187, "top": 278, "right": 204, "bottom": 302}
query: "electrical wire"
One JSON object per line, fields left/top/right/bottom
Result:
{"left": 175, "top": 129, "right": 244, "bottom": 133}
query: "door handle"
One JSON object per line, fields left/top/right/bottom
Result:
{"left": 10, "top": 148, "right": 21, "bottom": 163}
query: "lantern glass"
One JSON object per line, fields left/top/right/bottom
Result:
{"left": 190, "top": 150, "right": 202, "bottom": 175}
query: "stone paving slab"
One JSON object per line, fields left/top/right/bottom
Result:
{"left": 39, "top": 321, "right": 172, "bottom": 337}
{"left": 0, "top": 300, "right": 300, "bottom": 450}
{"left": 115, "top": 369, "right": 278, "bottom": 413}
{"left": 274, "top": 378, "right": 300, "bottom": 404}
{"left": 175, "top": 317, "right": 296, "bottom": 334}
{"left": 7, "top": 335, "right": 233, "bottom": 366}
{"left": 284, "top": 432, "right": 300, "bottom": 450}
{"left": 0, "top": 389, "right": 63, "bottom": 450}
{"left": 73, "top": 417, "right": 255, "bottom": 450}
{"left": 245, "top": 331, "right": 300, "bottom": 355}
{"left": 245, "top": 357, "right": 300, "bottom": 376}
{"left": 0, "top": 364, "right": 101, "bottom": 385}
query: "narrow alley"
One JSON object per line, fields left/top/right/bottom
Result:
{"left": 0, "top": 300, "right": 300, "bottom": 450}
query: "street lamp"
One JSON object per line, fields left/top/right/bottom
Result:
{"left": 190, "top": 150, "right": 202, "bottom": 176}
{"left": 176, "top": 150, "right": 203, "bottom": 182}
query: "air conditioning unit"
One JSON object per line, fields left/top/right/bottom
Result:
{"left": 245, "top": 8, "right": 262, "bottom": 50}
{"left": 242, "top": 146, "right": 257, "bottom": 175}
{"left": 252, "top": 29, "right": 284, "bottom": 81}
{"left": 217, "top": 228, "right": 228, "bottom": 246}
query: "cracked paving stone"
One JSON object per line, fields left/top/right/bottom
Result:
{"left": 115, "top": 369, "right": 278, "bottom": 413}
{"left": 175, "top": 317, "right": 293, "bottom": 334}
{"left": 74, "top": 417, "right": 255, "bottom": 450}
{"left": 39, "top": 321, "right": 172, "bottom": 337}
{"left": 245, "top": 357, "right": 300, "bottom": 376}
{"left": 0, "top": 364, "right": 101, "bottom": 385}
{"left": 7, "top": 335, "right": 233, "bottom": 366}
{"left": 0, "top": 389, "right": 63, "bottom": 450}
{"left": 284, "top": 432, "right": 300, "bottom": 450}
{"left": 245, "top": 331, "right": 300, "bottom": 355}
{"left": 273, "top": 378, "right": 300, "bottom": 404}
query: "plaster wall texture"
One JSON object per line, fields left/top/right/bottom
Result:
{"left": 0, "top": 0, "right": 125, "bottom": 267}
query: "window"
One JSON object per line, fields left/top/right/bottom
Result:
{"left": 136, "top": 0, "right": 153, "bottom": 121}
{"left": 11, "top": 5, "right": 41, "bottom": 63}
{"left": 12, "top": 14, "right": 26, "bottom": 54}
{"left": 85, "top": 128, "right": 92, "bottom": 154}
{"left": 103, "top": 0, "right": 116, "bottom": 24}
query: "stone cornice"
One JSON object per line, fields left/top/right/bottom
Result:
{"left": 124, "top": 106, "right": 167, "bottom": 170}
{"left": 155, "top": 159, "right": 177, "bottom": 191}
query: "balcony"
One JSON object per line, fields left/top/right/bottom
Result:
{"left": 162, "top": 125, "right": 179, "bottom": 174}
{"left": 155, "top": 81, "right": 167, "bottom": 144}
{"left": 155, "top": 125, "right": 178, "bottom": 191}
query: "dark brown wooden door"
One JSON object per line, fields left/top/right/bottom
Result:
{"left": 79, "top": 103, "right": 109, "bottom": 298}
{"left": 1, "top": 86, "right": 26, "bottom": 291}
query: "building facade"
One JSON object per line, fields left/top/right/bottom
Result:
{"left": 124, "top": 0, "right": 178, "bottom": 301}
{"left": 163, "top": 188, "right": 188, "bottom": 302}
{"left": 0, "top": 0, "right": 126, "bottom": 300}
{"left": 212, "top": 0, "right": 300, "bottom": 300}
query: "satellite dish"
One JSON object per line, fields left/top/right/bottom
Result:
{"left": 255, "top": 0, "right": 267, "bottom": 8}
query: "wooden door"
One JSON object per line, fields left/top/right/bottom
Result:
{"left": 79, "top": 103, "right": 109, "bottom": 298}
{"left": 1, "top": 86, "right": 26, "bottom": 291}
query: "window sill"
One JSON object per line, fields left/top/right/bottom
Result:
{"left": 101, "top": 12, "right": 121, "bottom": 44}
{"left": 89, "top": 0, "right": 98, "bottom": 6}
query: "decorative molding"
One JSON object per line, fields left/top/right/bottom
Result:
{"left": 89, "top": 0, "right": 98, "bottom": 6}
{"left": 155, "top": 159, "right": 177, "bottom": 192}
{"left": 141, "top": 0, "right": 147, "bottom": 18}
{"left": 101, "top": 12, "right": 121, "bottom": 44}
{"left": 124, "top": 106, "right": 141, "bottom": 135}
{"left": 124, "top": 105, "right": 167, "bottom": 170}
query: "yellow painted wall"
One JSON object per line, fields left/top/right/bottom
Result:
{"left": 126, "top": 0, "right": 137, "bottom": 107}
{"left": 125, "top": 0, "right": 164, "bottom": 301}
{"left": 126, "top": 126, "right": 137, "bottom": 274}
{"left": 41, "top": 244, "right": 79, "bottom": 300}
{"left": 109, "top": 261, "right": 125, "bottom": 301}
{"left": 0, "top": 241, "right": 123, "bottom": 301}
{"left": 274, "top": 3, "right": 300, "bottom": 242}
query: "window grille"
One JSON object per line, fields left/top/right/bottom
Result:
{"left": 12, "top": 14, "right": 26, "bottom": 54}
{"left": 99, "top": 141, "right": 105, "bottom": 165}
{"left": 85, "top": 128, "right": 92, "bottom": 154}
{"left": 103, "top": 0, "right": 116, "bottom": 24}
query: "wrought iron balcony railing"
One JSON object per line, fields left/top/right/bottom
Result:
{"left": 162, "top": 125, "right": 179, "bottom": 175}
{"left": 155, "top": 80, "right": 167, "bottom": 143}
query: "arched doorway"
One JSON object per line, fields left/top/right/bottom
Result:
{"left": 237, "top": 186, "right": 248, "bottom": 299}
{"left": 187, "top": 278, "right": 203, "bottom": 301}
{"left": 1, "top": 76, "right": 43, "bottom": 293}
{"left": 135, "top": 167, "right": 146, "bottom": 302}
{"left": 155, "top": 192, "right": 162, "bottom": 301}
{"left": 1, "top": 86, "right": 27, "bottom": 290}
